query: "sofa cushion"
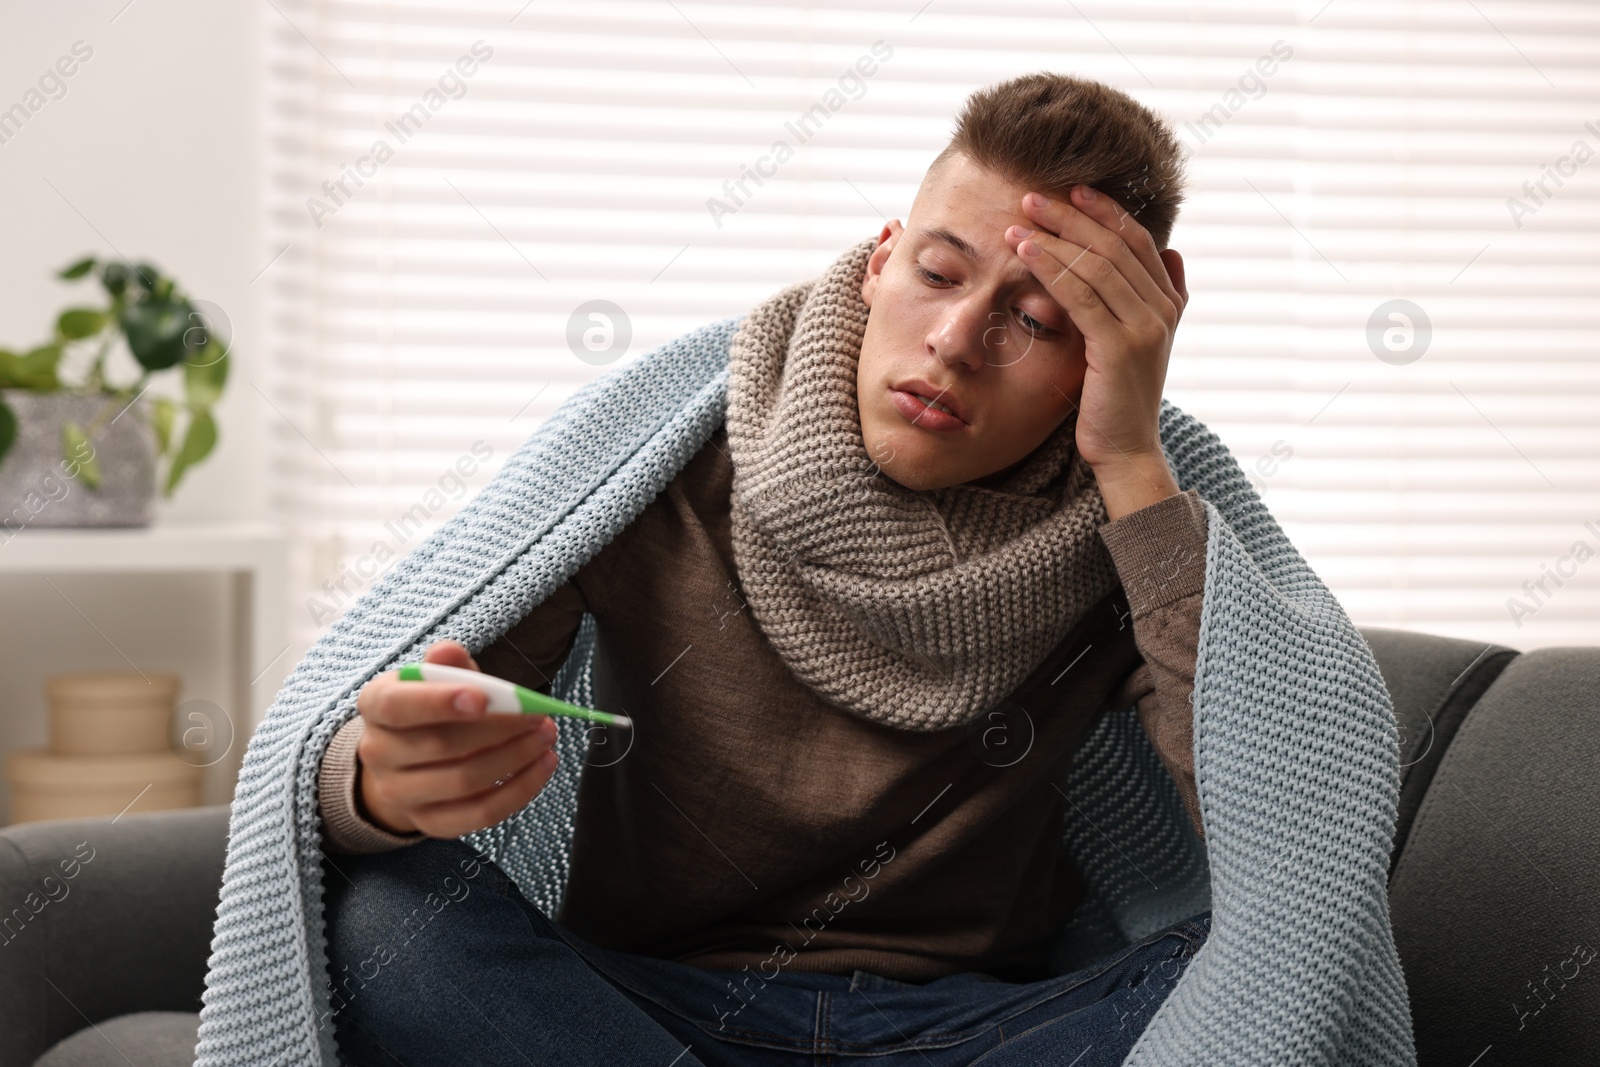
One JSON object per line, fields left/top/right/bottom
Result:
{"left": 34, "top": 1012, "right": 197, "bottom": 1067}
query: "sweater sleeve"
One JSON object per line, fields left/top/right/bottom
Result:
{"left": 316, "top": 577, "right": 591, "bottom": 855}
{"left": 1096, "top": 487, "right": 1209, "bottom": 842}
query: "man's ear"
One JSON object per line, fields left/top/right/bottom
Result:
{"left": 860, "top": 220, "right": 904, "bottom": 308}
{"left": 1158, "top": 247, "right": 1188, "bottom": 322}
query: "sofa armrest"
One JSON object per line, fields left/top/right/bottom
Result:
{"left": 1388, "top": 645, "right": 1600, "bottom": 1064}
{"left": 0, "top": 805, "right": 229, "bottom": 1067}
{"left": 1357, "top": 626, "right": 1519, "bottom": 878}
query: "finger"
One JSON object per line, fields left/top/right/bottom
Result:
{"left": 360, "top": 713, "right": 553, "bottom": 772}
{"left": 1021, "top": 189, "right": 1180, "bottom": 323}
{"left": 358, "top": 673, "right": 487, "bottom": 730}
{"left": 1010, "top": 234, "right": 1121, "bottom": 339}
{"left": 374, "top": 726, "right": 556, "bottom": 810}
{"left": 410, "top": 746, "right": 561, "bottom": 840}
{"left": 1013, "top": 228, "right": 1146, "bottom": 330}
{"left": 424, "top": 639, "right": 479, "bottom": 672}
{"left": 1049, "top": 186, "right": 1180, "bottom": 314}
{"left": 1070, "top": 185, "right": 1184, "bottom": 320}
{"left": 1011, "top": 201, "right": 1152, "bottom": 328}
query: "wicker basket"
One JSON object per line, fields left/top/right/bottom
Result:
{"left": 46, "top": 670, "right": 182, "bottom": 755}
{"left": 4, "top": 668, "right": 197, "bottom": 824}
{"left": 6, "top": 749, "right": 200, "bottom": 823}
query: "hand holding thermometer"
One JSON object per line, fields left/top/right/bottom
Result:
{"left": 396, "top": 662, "right": 633, "bottom": 729}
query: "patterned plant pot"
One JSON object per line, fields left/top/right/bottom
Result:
{"left": 0, "top": 390, "right": 158, "bottom": 529}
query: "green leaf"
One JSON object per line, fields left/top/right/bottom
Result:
{"left": 57, "top": 307, "right": 107, "bottom": 340}
{"left": 150, "top": 396, "right": 176, "bottom": 456}
{"left": 21, "top": 345, "right": 63, "bottom": 387}
{"left": 184, "top": 347, "right": 229, "bottom": 409}
{"left": 62, "top": 421, "right": 102, "bottom": 490}
{"left": 58, "top": 256, "right": 97, "bottom": 280}
{"left": 0, "top": 349, "right": 27, "bottom": 389}
{"left": 0, "top": 398, "right": 16, "bottom": 467}
{"left": 181, "top": 304, "right": 229, "bottom": 363}
{"left": 101, "top": 261, "right": 134, "bottom": 297}
{"left": 120, "top": 299, "right": 193, "bottom": 371}
{"left": 164, "top": 409, "right": 216, "bottom": 496}
{"left": 0, "top": 345, "right": 62, "bottom": 390}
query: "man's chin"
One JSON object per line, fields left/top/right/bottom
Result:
{"left": 869, "top": 442, "right": 966, "bottom": 492}
{"left": 861, "top": 409, "right": 972, "bottom": 489}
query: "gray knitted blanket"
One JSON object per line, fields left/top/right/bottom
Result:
{"left": 193, "top": 313, "right": 1416, "bottom": 1066}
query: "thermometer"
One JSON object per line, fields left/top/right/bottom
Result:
{"left": 396, "top": 662, "right": 632, "bottom": 729}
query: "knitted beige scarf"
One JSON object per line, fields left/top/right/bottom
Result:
{"left": 725, "top": 236, "right": 1122, "bottom": 732}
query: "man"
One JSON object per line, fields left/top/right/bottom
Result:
{"left": 320, "top": 71, "right": 1211, "bottom": 1067}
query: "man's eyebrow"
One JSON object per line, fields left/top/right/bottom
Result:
{"left": 922, "top": 226, "right": 981, "bottom": 260}
{"left": 915, "top": 225, "right": 1038, "bottom": 286}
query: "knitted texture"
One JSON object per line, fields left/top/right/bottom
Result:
{"left": 726, "top": 237, "right": 1120, "bottom": 731}
{"left": 193, "top": 311, "right": 1416, "bottom": 1067}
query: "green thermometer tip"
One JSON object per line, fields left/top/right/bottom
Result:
{"left": 516, "top": 685, "right": 633, "bottom": 728}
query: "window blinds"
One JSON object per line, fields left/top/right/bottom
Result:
{"left": 262, "top": 0, "right": 1600, "bottom": 660}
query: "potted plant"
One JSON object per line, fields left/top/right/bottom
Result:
{"left": 0, "top": 256, "right": 229, "bottom": 528}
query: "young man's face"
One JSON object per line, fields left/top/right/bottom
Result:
{"left": 857, "top": 151, "right": 1088, "bottom": 491}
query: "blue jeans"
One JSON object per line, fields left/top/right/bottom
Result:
{"left": 321, "top": 838, "right": 1209, "bottom": 1067}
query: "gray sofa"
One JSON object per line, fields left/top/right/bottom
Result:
{"left": 3, "top": 626, "right": 1597, "bottom": 1065}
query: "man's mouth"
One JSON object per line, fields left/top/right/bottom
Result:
{"left": 888, "top": 382, "right": 969, "bottom": 432}
{"left": 889, "top": 378, "right": 971, "bottom": 422}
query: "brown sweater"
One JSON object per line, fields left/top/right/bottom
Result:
{"left": 319, "top": 424, "right": 1209, "bottom": 984}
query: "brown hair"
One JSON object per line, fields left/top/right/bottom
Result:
{"left": 931, "top": 72, "right": 1189, "bottom": 250}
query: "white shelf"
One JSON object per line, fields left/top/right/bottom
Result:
{"left": 0, "top": 521, "right": 285, "bottom": 573}
{"left": 0, "top": 521, "right": 289, "bottom": 737}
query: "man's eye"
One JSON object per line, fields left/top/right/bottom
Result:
{"left": 914, "top": 264, "right": 952, "bottom": 285}
{"left": 1016, "top": 309, "right": 1054, "bottom": 336}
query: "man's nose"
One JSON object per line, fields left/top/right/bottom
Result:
{"left": 926, "top": 294, "right": 993, "bottom": 370}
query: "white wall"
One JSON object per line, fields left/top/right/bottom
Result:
{"left": 0, "top": 0, "right": 264, "bottom": 820}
